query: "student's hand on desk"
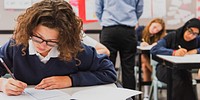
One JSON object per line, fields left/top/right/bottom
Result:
{"left": 141, "top": 42, "right": 149, "bottom": 47}
{"left": 152, "top": 42, "right": 157, "bottom": 46}
{"left": 174, "top": 48, "right": 187, "bottom": 56}
{"left": 1, "top": 78, "right": 27, "bottom": 96}
{"left": 186, "top": 49, "right": 197, "bottom": 55}
{"left": 35, "top": 76, "right": 72, "bottom": 90}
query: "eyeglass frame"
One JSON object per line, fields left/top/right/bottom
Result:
{"left": 31, "top": 34, "right": 58, "bottom": 47}
{"left": 187, "top": 28, "right": 199, "bottom": 37}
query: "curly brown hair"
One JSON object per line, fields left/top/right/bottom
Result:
{"left": 13, "top": 0, "right": 83, "bottom": 61}
{"left": 142, "top": 18, "right": 166, "bottom": 44}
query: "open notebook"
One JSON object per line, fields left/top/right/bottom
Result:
{"left": 1, "top": 86, "right": 142, "bottom": 100}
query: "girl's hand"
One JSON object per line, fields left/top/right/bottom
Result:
{"left": 35, "top": 76, "right": 72, "bottom": 90}
{"left": 186, "top": 49, "right": 198, "bottom": 55}
{"left": 0, "top": 78, "right": 27, "bottom": 96}
{"left": 152, "top": 42, "right": 157, "bottom": 46}
{"left": 174, "top": 48, "right": 187, "bottom": 56}
{"left": 140, "top": 42, "right": 149, "bottom": 47}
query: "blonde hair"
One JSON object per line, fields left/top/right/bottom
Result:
{"left": 142, "top": 18, "right": 166, "bottom": 44}
{"left": 13, "top": 0, "right": 83, "bottom": 61}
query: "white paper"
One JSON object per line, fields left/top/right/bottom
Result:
{"left": 71, "top": 87, "right": 142, "bottom": 100}
{"left": 25, "top": 88, "right": 67, "bottom": 100}
{"left": 0, "top": 93, "right": 34, "bottom": 100}
{"left": 137, "top": 45, "right": 154, "bottom": 50}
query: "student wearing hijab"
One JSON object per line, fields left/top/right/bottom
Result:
{"left": 151, "top": 18, "right": 200, "bottom": 100}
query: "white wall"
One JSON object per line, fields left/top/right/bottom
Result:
{"left": 0, "top": 34, "right": 12, "bottom": 46}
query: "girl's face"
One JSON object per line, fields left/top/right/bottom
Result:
{"left": 32, "top": 25, "right": 59, "bottom": 57}
{"left": 149, "top": 22, "right": 162, "bottom": 35}
{"left": 184, "top": 27, "right": 199, "bottom": 41}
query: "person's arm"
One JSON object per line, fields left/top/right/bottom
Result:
{"left": 135, "top": 0, "right": 144, "bottom": 19}
{"left": 198, "top": 69, "right": 200, "bottom": 78}
{"left": 150, "top": 38, "right": 174, "bottom": 55}
{"left": 82, "top": 34, "right": 110, "bottom": 56}
{"left": 95, "top": 0, "right": 103, "bottom": 22}
{"left": 0, "top": 39, "right": 27, "bottom": 96}
{"left": 69, "top": 45, "right": 117, "bottom": 86}
{"left": 184, "top": 37, "right": 200, "bottom": 55}
{"left": 95, "top": 42, "right": 110, "bottom": 56}
{"left": 151, "top": 36, "right": 188, "bottom": 56}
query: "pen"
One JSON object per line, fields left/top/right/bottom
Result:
{"left": 178, "top": 45, "right": 182, "bottom": 49}
{"left": 142, "top": 38, "right": 145, "bottom": 42}
{"left": 0, "top": 58, "right": 16, "bottom": 79}
{"left": 0, "top": 58, "right": 26, "bottom": 93}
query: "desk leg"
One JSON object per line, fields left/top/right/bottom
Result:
{"left": 167, "top": 67, "right": 172, "bottom": 100}
{"left": 138, "top": 53, "right": 142, "bottom": 100}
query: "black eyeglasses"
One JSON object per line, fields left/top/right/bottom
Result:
{"left": 187, "top": 28, "right": 199, "bottom": 37}
{"left": 31, "top": 35, "right": 58, "bottom": 47}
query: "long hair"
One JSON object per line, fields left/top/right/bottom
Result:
{"left": 13, "top": 0, "right": 83, "bottom": 61}
{"left": 142, "top": 18, "right": 166, "bottom": 44}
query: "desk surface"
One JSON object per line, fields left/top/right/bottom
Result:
{"left": 137, "top": 45, "right": 154, "bottom": 50}
{"left": 156, "top": 54, "right": 200, "bottom": 100}
{"left": 157, "top": 54, "right": 200, "bottom": 64}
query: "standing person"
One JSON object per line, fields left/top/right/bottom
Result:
{"left": 135, "top": 18, "right": 166, "bottom": 99}
{"left": 151, "top": 18, "right": 200, "bottom": 100}
{"left": 0, "top": 0, "right": 117, "bottom": 96}
{"left": 95, "top": 0, "right": 143, "bottom": 95}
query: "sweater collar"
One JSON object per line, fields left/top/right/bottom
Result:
{"left": 28, "top": 40, "right": 60, "bottom": 63}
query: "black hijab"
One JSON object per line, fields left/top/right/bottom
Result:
{"left": 165, "top": 18, "right": 200, "bottom": 50}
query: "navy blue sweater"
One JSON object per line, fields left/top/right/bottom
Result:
{"left": 0, "top": 39, "right": 117, "bottom": 86}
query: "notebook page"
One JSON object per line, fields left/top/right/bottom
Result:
{"left": 0, "top": 92, "right": 35, "bottom": 100}
{"left": 71, "top": 86, "right": 142, "bottom": 100}
{"left": 25, "top": 88, "right": 67, "bottom": 100}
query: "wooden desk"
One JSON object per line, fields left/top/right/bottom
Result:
{"left": 154, "top": 54, "right": 200, "bottom": 100}
{"left": 136, "top": 45, "right": 153, "bottom": 100}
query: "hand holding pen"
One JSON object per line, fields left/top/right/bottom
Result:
{"left": 140, "top": 38, "right": 149, "bottom": 47}
{"left": 0, "top": 58, "right": 27, "bottom": 96}
{"left": 174, "top": 45, "right": 187, "bottom": 56}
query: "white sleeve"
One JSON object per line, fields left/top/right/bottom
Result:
{"left": 82, "top": 35, "right": 98, "bottom": 47}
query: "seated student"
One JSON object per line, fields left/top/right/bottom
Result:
{"left": 135, "top": 18, "right": 166, "bottom": 99}
{"left": 151, "top": 18, "right": 200, "bottom": 100}
{"left": 81, "top": 31, "right": 110, "bottom": 56}
{"left": 0, "top": 0, "right": 117, "bottom": 96}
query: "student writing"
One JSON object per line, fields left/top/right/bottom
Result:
{"left": 151, "top": 18, "right": 200, "bottom": 100}
{"left": 0, "top": 0, "right": 117, "bottom": 96}
{"left": 135, "top": 18, "right": 166, "bottom": 99}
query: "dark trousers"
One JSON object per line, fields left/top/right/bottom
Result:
{"left": 100, "top": 25, "right": 137, "bottom": 90}
{"left": 156, "top": 64, "right": 197, "bottom": 100}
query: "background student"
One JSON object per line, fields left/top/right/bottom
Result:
{"left": 198, "top": 69, "right": 200, "bottom": 78}
{"left": 95, "top": 1, "right": 144, "bottom": 98}
{"left": 0, "top": 0, "right": 117, "bottom": 96}
{"left": 151, "top": 18, "right": 200, "bottom": 100}
{"left": 135, "top": 18, "right": 166, "bottom": 99}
